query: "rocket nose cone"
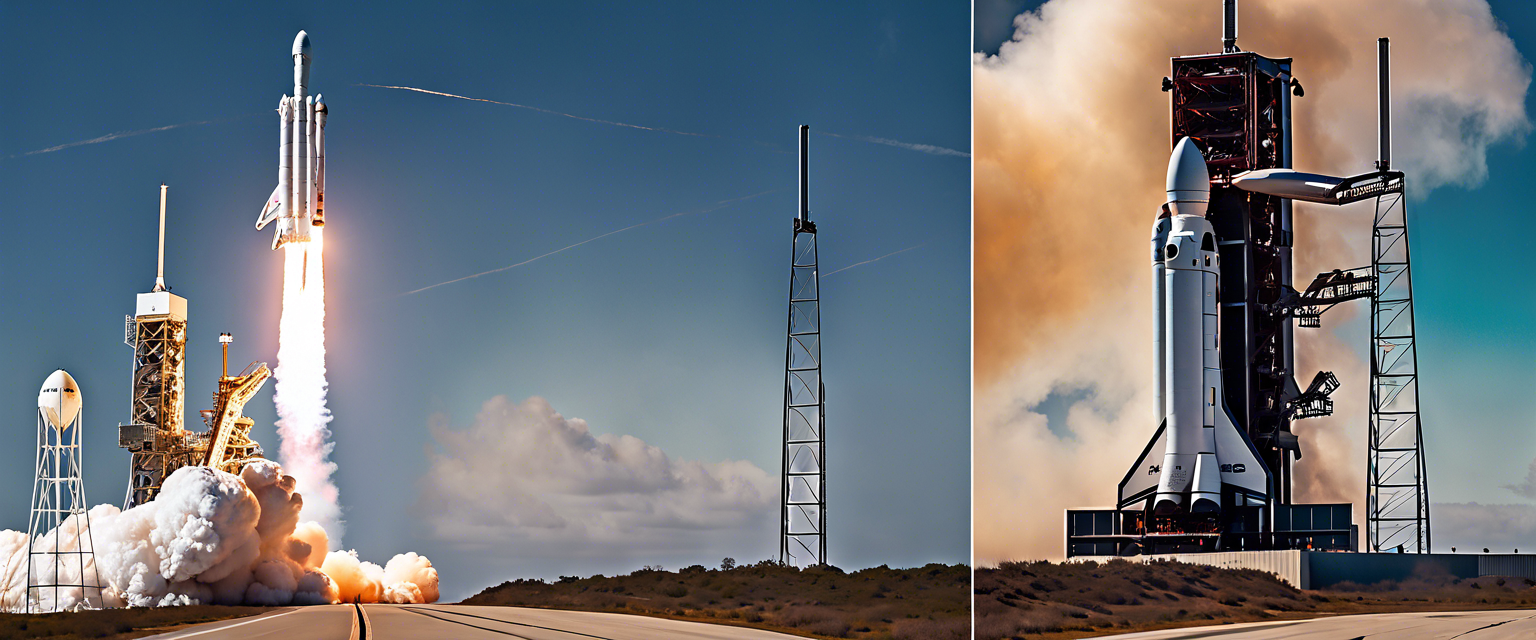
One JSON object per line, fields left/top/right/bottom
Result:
{"left": 293, "top": 31, "right": 312, "bottom": 57}
{"left": 1166, "top": 137, "right": 1210, "bottom": 214}
{"left": 1167, "top": 137, "right": 1210, "bottom": 196}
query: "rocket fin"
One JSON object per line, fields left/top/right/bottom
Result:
{"left": 256, "top": 185, "right": 283, "bottom": 230}
{"left": 1118, "top": 418, "right": 1168, "bottom": 509}
{"left": 1213, "top": 405, "right": 1270, "bottom": 497}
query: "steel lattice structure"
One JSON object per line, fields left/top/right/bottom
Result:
{"left": 1367, "top": 187, "right": 1431, "bottom": 553}
{"left": 781, "top": 126, "right": 826, "bottom": 567}
{"left": 120, "top": 309, "right": 196, "bottom": 509}
{"left": 27, "top": 372, "right": 102, "bottom": 612}
{"left": 1366, "top": 37, "right": 1430, "bottom": 554}
{"left": 119, "top": 188, "right": 200, "bottom": 509}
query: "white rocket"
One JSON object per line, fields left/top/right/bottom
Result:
{"left": 1120, "top": 137, "right": 1270, "bottom": 516}
{"left": 255, "top": 31, "right": 327, "bottom": 250}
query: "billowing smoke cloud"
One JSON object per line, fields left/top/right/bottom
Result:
{"left": 974, "top": 0, "right": 1529, "bottom": 563}
{"left": 0, "top": 461, "right": 437, "bottom": 612}
{"left": 274, "top": 232, "right": 343, "bottom": 539}
{"left": 419, "top": 396, "right": 774, "bottom": 553}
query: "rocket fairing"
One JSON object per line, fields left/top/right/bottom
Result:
{"left": 255, "top": 31, "right": 327, "bottom": 250}
{"left": 1119, "top": 138, "right": 1271, "bottom": 516}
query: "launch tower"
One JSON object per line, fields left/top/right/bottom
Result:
{"left": 119, "top": 186, "right": 197, "bottom": 508}
{"left": 781, "top": 125, "right": 827, "bottom": 567}
{"left": 1071, "top": 1, "right": 1411, "bottom": 556}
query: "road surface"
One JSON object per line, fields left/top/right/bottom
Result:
{"left": 146, "top": 603, "right": 806, "bottom": 639}
{"left": 1094, "top": 609, "right": 1536, "bottom": 639}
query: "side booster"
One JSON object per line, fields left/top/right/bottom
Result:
{"left": 1120, "top": 138, "right": 1271, "bottom": 517}
{"left": 255, "top": 30, "right": 327, "bottom": 250}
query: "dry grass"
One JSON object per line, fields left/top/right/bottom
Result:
{"left": 0, "top": 605, "right": 271, "bottom": 639}
{"left": 976, "top": 559, "right": 1536, "bottom": 639}
{"left": 462, "top": 561, "right": 971, "bottom": 639}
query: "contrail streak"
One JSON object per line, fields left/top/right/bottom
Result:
{"left": 822, "top": 242, "right": 928, "bottom": 277}
{"left": 402, "top": 189, "right": 781, "bottom": 296}
{"left": 9, "top": 115, "right": 251, "bottom": 158}
{"left": 358, "top": 84, "right": 772, "bottom": 147}
{"left": 815, "top": 130, "right": 970, "bottom": 158}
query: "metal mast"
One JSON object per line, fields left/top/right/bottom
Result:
{"left": 781, "top": 125, "right": 826, "bottom": 566}
{"left": 1367, "top": 37, "right": 1431, "bottom": 553}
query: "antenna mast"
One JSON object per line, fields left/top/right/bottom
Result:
{"left": 781, "top": 125, "right": 826, "bottom": 566}
{"left": 1222, "top": 0, "right": 1239, "bottom": 53}
{"left": 1367, "top": 36, "right": 1432, "bottom": 553}
{"left": 154, "top": 184, "right": 168, "bottom": 292}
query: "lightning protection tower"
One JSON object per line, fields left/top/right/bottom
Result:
{"left": 1367, "top": 38, "right": 1432, "bottom": 553}
{"left": 120, "top": 185, "right": 194, "bottom": 508}
{"left": 781, "top": 125, "right": 826, "bottom": 567}
{"left": 28, "top": 370, "right": 101, "bottom": 612}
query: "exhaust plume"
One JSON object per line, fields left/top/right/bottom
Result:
{"left": 973, "top": 0, "right": 1529, "bottom": 563}
{"left": 0, "top": 461, "right": 437, "bottom": 611}
{"left": 274, "top": 231, "right": 342, "bottom": 539}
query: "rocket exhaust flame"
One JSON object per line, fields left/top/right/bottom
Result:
{"left": 274, "top": 231, "right": 341, "bottom": 539}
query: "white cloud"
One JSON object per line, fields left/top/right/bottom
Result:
{"left": 419, "top": 396, "right": 775, "bottom": 555}
{"left": 1434, "top": 503, "right": 1536, "bottom": 552}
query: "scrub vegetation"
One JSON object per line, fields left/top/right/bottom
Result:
{"left": 463, "top": 561, "right": 971, "bottom": 639}
{"left": 0, "top": 605, "right": 269, "bottom": 639}
{"left": 976, "top": 559, "right": 1536, "bottom": 639}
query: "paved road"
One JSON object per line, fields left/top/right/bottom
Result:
{"left": 1093, "top": 609, "right": 1536, "bottom": 639}
{"left": 144, "top": 605, "right": 354, "bottom": 640}
{"left": 148, "top": 603, "right": 805, "bottom": 639}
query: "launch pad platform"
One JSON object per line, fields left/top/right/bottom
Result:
{"left": 1065, "top": 548, "right": 1536, "bottom": 590}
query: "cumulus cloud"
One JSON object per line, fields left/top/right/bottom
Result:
{"left": 1434, "top": 503, "right": 1536, "bottom": 552}
{"left": 419, "top": 396, "right": 775, "bottom": 555}
{"left": 974, "top": 0, "right": 1530, "bottom": 564}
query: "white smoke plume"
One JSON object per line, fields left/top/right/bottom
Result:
{"left": 0, "top": 461, "right": 437, "bottom": 611}
{"left": 974, "top": 0, "right": 1530, "bottom": 564}
{"left": 419, "top": 396, "right": 775, "bottom": 552}
{"left": 273, "top": 231, "right": 342, "bottom": 539}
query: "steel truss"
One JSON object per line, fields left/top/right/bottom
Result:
{"left": 120, "top": 313, "right": 195, "bottom": 508}
{"left": 1367, "top": 188, "right": 1431, "bottom": 553}
{"left": 781, "top": 125, "right": 825, "bottom": 567}
{"left": 27, "top": 399, "right": 101, "bottom": 612}
{"left": 781, "top": 219, "right": 825, "bottom": 567}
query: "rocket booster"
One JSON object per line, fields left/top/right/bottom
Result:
{"left": 1119, "top": 137, "right": 1270, "bottom": 516}
{"left": 256, "top": 31, "right": 327, "bottom": 250}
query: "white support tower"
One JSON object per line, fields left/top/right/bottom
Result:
{"left": 27, "top": 370, "right": 102, "bottom": 612}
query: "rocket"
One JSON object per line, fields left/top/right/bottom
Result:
{"left": 1119, "top": 137, "right": 1270, "bottom": 516}
{"left": 255, "top": 31, "right": 327, "bottom": 250}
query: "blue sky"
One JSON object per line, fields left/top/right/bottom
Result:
{"left": 0, "top": 1, "right": 969, "bottom": 599}
{"left": 978, "top": 0, "right": 1536, "bottom": 552}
